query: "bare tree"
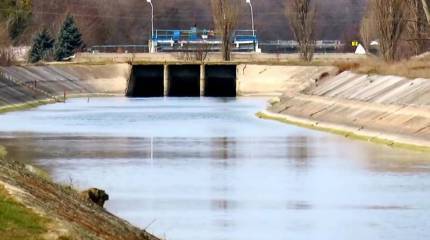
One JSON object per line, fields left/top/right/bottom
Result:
{"left": 286, "top": 0, "right": 316, "bottom": 62}
{"left": 178, "top": 44, "right": 210, "bottom": 62}
{"left": 0, "top": 22, "right": 15, "bottom": 66}
{"left": 422, "top": 0, "right": 430, "bottom": 24}
{"left": 406, "top": 0, "right": 428, "bottom": 55}
{"left": 360, "top": 13, "right": 376, "bottom": 52}
{"left": 211, "top": 0, "right": 240, "bottom": 61}
{"left": 372, "top": 0, "right": 407, "bottom": 62}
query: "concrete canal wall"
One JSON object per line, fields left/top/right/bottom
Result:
{"left": 0, "top": 64, "right": 131, "bottom": 110}
{"left": 126, "top": 64, "right": 336, "bottom": 97}
{"left": 265, "top": 71, "right": 430, "bottom": 149}
{"left": 2, "top": 62, "right": 429, "bottom": 149}
{"left": 236, "top": 65, "right": 337, "bottom": 96}
{"left": 0, "top": 63, "right": 336, "bottom": 109}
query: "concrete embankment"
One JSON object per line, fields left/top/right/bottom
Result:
{"left": 264, "top": 71, "right": 430, "bottom": 150}
{"left": 0, "top": 63, "right": 337, "bottom": 103}
{"left": 0, "top": 64, "right": 130, "bottom": 112}
{"left": 236, "top": 64, "right": 337, "bottom": 96}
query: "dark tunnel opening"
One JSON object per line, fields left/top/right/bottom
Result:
{"left": 127, "top": 65, "right": 164, "bottom": 97}
{"left": 168, "top": 65, "right": 200, "bottom": 97}
{"left": 205, "top": 65, "right": 237, "bottom": 97}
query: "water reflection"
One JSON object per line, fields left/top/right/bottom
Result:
{"left": 0, "top": 97, "right": 429, "bottom": 240}
{"left": 287, "top": 136, "right": 312, "bottom": 170}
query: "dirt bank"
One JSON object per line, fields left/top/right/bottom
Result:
{"left": 264, "top": 71, "right": 430, "bottom": 151}
{"left": 0, "top": 148, "right": 159, "bottom": 240}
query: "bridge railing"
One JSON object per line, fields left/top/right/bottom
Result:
{"left": 154, "top": 29, "right": 219, "bottom": 43}
{"left": 88, "top": 45, "right": 149, "bottom": 53}
{"left": 153, "top": 29, "right": 258, "bottom": 52}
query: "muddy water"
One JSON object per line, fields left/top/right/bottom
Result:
{"left": 0, "top": 97, "right": 429, "bottom": 240}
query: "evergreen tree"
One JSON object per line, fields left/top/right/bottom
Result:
{"left": 54, "top": 15, "right": 84, "bottom": 61}
{"left": 28, "top": 28, "right": 54, "bottom": 63}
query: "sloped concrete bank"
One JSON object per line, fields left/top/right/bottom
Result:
{"left": 0, "top": 64, "right": 131, "bottom": 112}
{"left": 0, "top": 64, "right": 160, "bottom": 239}
{"left": 263, "top": 71, "right": 430, "bottom": 151}
{"left": 236, "top": 64, "right": 337, "bottom": 96}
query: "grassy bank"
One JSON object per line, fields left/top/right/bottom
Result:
{"left": 0, "top": 99, "right": 57, "bottom": 114}
{"left": 0, "top": 146, "right": 6, "bottom": 159}
{"left": 0, "top": 146, "right": 48, "bottom": 240}
{"left": 0, "top": 144, "right": 159, "bottom": 240}
{"left": 257, "top": 111, "right": 430, "bottom": 153}
{"left": 0, "top": 185, "right": 48, "bottom": 240}
{"left": 0, "top": 94, "right": 123, "bottom": 115}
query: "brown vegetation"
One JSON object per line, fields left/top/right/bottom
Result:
{"left": 178, "top": 44, "right": 211, "bottom": 62}
{"left": 360, "top": 11, "right": 376, "bottom": 52}
{"left": 407, "top": 0, "right": 429, "bottom": 55}
{"left": 422, "top": 0, "right": 430, "bottom": 24}
{"left": 361, "top": 0, "right": 430, "bottom": 61}
{"left": 27, "top": 0, "right": 368, "bottom": 45}
{"left": 0, "top": 23, "right": 15, "bottom": 66}
{"left": 211, "top": 0, "right": 241, "bottom": 61}
{"left": 334, "top": 55, "right": 430, "bottom": 79}
{"left": 285, "top": 0, "right": 316, "bottom": 62}
{"left": 372, "top": 0, "right": 407, "bottom": 62}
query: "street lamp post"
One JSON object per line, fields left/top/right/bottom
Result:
{"left": 146, "top": 0, "right": 155, "bottom": 52}
{"left": 246, "top": 0, "right": 255, "bottom": 36}
{"left": 246, "top": 0, "right": 259, "bottom": 52}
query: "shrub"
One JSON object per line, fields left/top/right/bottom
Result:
{"left": 54, "top": 15, "right": 84, "bottom": 61}
{"left": 28, "top": 28, "right": 55, "bottom": 63}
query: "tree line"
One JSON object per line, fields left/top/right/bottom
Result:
{"left": 1, "top": 0, "right": 429, "bottom": 63}
{"left": 28, "top": 15, "right": 84, "bottom": 63}
{"left": 287, "top": 0, "right": 430, "bottom": 62}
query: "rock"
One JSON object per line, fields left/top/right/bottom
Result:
{"left": 269, "top": 97, "right": 281, "bottom": 105}
{"left": 80, "top": 188, "right": 109, "bottom": 207}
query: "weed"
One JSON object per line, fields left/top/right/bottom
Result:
{"left": 0, "top": 145, "right": 6, "bottom": 159}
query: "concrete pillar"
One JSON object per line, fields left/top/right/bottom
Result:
{"left": 200, "top": 64, "right": 205, "bottom": 96}
{"left": 163, "top": 64, "right": 169, "bottom": 96}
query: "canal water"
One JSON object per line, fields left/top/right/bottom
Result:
{"left": 0, "top": 97, "right": 429, "bottom": 240}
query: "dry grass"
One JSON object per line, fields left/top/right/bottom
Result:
{"left": 333, "top": 55, "right": 430, "bottom": 79}
{"left": 0, "top": 48, "right": 16, "bottom": 66}
{"left": 0, "top": 185, "right": 48, "bottom": 240}
{"left": 0, "top": 145, "right": 6, "bottom": 159}
{"left": 0, "top": 158, "right": 160, "bottom": 240}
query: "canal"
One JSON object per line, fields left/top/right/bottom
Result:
{"left": 0, "top": 97, "right": 429, "bottom": 240}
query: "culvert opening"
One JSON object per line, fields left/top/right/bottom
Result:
{"left": 127, "top": 65, "right": 164, "bottom": 97}
{"left": 168, "top": 65, "right": 200, "bottom": 97}
{"left": 205, "top": 65, "right": 237, "bottom": 97}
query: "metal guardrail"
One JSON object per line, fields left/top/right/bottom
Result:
{"left": 88, "top": 45, "right": 149, "bottom": 53}
{"left": 87, "top": 39, "right": 346, "bottom": 54}
{"left": 260, "top": 40, "right": 344, "bottom": 53}
{"left": 152, "top": 29, "right": 258, "bottom": 52}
